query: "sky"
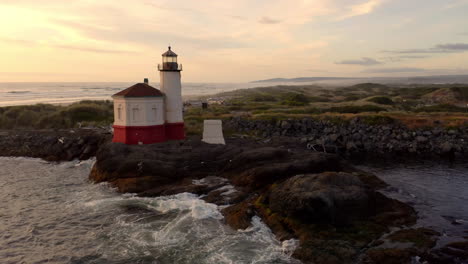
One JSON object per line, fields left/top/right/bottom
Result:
{"left": 0, "top": 0, "right": 467, "bottom": 82}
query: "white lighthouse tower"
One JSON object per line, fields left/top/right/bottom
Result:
{"left": 158, "top": 46, "right": 185, "bottom": 140}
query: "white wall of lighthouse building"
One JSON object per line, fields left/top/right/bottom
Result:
{"left": 160, "top": 71, "right": 183, "bottom": 124}
{"left": 113, "top": 97, "right": 165, "bottom": 127}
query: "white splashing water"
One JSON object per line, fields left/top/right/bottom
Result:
{"left": 0, "top": 157, "right": 300, "bottom": 264}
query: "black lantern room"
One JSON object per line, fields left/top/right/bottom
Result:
{"left": 159, "top": 46, "right": 182, "bottom": 71}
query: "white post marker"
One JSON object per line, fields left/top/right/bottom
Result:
{"left": 202, "top": 120, "right": 225, "bottom": 145}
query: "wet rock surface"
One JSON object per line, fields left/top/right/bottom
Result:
{"left": 87, "top": 139, "right": 468, "bottom": 264}
{"left": 268, "top": 172, "right": 373, "bottom": 226}
{"left": 0, "top": 129, "right": 111, "bottom": 161}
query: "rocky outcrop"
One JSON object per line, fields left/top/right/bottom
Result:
{"left": 0, "top": 129, "right": 111, "bottom": 161}
{"left": 238, "top": 171, "right": 418, "bottom": 264}
{"left": 89, "top": 140, "right": 444, "bottom": 264}
{"left": 268, "top": 172, "right": 373, "bottom": 225}
{"left": 225, "top": 117, "right": 468, "bottom": 160}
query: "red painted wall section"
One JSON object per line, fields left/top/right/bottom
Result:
{"left": 113, "top": 125, "right": 166, "bottom": 145}
{"left": 165, "top": 122, "right": 185, "bottom": 140}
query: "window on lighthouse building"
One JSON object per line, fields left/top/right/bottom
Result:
{"left": 132, "top": 105, "right": 140, "bottom": 122}
{"left": 150, "top": 105, "right": 157, "bottom": 122}
{"left": 117, "top": 104, "right": 122, "bottom": 121}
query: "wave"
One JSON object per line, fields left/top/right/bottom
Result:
{"left": 7, "top": 90, "right": 31, "bottom": 94}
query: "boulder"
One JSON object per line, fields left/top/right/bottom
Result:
{"left": 268, "top": 172, "right": 371, "bottom": 225}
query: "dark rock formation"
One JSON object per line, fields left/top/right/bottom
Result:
{"left": 268, "top": 172, "right": 373, "bottom": 226}
{"left": 89, "top": 140, "right": 438, "bottom": 264}
{"left": 0, "top": 129, "right": 111, "bottom": 161}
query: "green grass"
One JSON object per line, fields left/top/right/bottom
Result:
{"left": 367, "top": 96, "right": 394, "bottom": 105}
{"left": 0, "top": 100, "right": 114, "bottom": 129}
{"left": 393, "top": 87, "right": 439, "bottom": 99}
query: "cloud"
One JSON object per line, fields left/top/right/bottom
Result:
{"left": 55, "top": 45, "right": 138, "bottom": 54}
{"left": 363, "top": 67, "right": 426, "bottom": 73}
{"left": 336, "top": 57, "right": 382, "bottom": 66}
{"left": 258, "top": 16, "right": 281, "bottom": 24}
{"left": 229, "top": 15, "right": 247, "bottom": 20}
{"left": 0, "top": 37, "right": 137, "bottom": 54}
{"left": 398, "top": 55, "right": 430, "bottom": 59}
{"left": 381, "top": 55, "right": 430, "bottom": 62}
{"left": 443, "top": 0, "right": 468, "bottom": 9}
{"left": 435, "top": 43, "right": 468, "bottom": 51}
{"left": 337, "top": 0, "right": 384, "bottom": 20}
{"left": 384, "top": 43, "right": 468, "bottom": 54}
{"left": 0, "top": 37, "right": 35, "bottom": 46}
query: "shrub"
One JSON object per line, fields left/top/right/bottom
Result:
{"left": 36, "top": 112, "right": 72, "bottom": 129}
{"left": 450, "top": 87, "right": 468, "bottom": 101}
{"left": 415, "top": 104, "right": 467, "bottom": 113}
{"left": 250, "top": 94, "right": 277, "bottom": 102}
{"left": 0, "top": 115, "right": 13, "bottom": 129}
{"left": 342, "top": 94, "right": 363, "bottom": 101}
{"left": 367, "top": 96, "right": 394, "bottom": 105}
{"left": 281, "top": 93, "right": 310, "bottom": 106}
{"left": 4, "top": 107, "right": 23, "bottom": 119}
{"left": 0, "top": 100, "right": 114, "bottom": 129}
{"left": 16, "top": 110, "right": 40, "bottom": 127}
{"left": 308, "top": 96, "right": 331, "bottom": 103}
{"left": 396, "top": 87, "right": 438, "bottom": 99}
{"left": 325, "top": 105, "right": 387, "bottom": 113}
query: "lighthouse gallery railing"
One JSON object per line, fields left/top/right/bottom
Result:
{"left": 158, "top": 64, "right": 183, "bottom": 71}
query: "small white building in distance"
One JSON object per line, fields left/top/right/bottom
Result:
{"left": 112, "top": 46, "right": 185, "bottom": 144}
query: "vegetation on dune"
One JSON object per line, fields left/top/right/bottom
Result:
{"left": 367, "top": 96, "right": 394, "bottom": 105}
{"left": 0, "top": 100, "right": 113, "bottom": 129}
{"left": 393, "top": 87, "right": 439, "bottom": 99}
{"left": 280, "top": 93, "right": 310, "bottom": 106}
{"left": 414, "top": 104, "right": 467, "bottom": 113}
{"left": 1, "top": 83, "right": 467, "bottom": 133}
{"left": 450, "top": 87, "right": 468, "bottom": 101}
{"left": 325, "top": 105, "right": 387, "bottom": 114}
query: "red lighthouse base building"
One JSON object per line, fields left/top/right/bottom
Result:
{"left": 112, "top": 123, "right": 185, "bottom": 144}
{"left": 111, "top": 47, "right": 186, "bottom": 145}
{"left": 165, "top": 122, "right": 185, "bottom": 140}
{"left": 111, "top": 82, "right": 185, "bottom": 145}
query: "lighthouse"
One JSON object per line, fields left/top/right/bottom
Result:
{"left": 159, "top": 46, "right": 185, "bottom": 140}
{"left": 111, "top": 46, "right": 185, "bottom": 144}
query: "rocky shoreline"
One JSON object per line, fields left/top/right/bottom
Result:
{"left": 0, "top": 127, "right": 467, "bottom": 263}
{"left": 88, "top": 139, "right": 466, "bottom": 264}
{"left": 225, "top": 117, "right": 468, "bottom": 161}
{"left": 0, "top": 128, "right": 111, "bottom": 161}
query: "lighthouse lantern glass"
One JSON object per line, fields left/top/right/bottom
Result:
{"left": 163, "top": 56, "right": 177, "bottom": 63}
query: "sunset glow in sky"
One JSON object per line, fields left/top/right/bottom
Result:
{"left": 1, "top": 0, "right": 468, "bottom": 82}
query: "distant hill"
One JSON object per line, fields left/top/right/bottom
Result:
{"left": 252, "top": 77, "right": 357, "bottom": 83}
{"left": 252, "top": 75, "right": 468, "bottom": 84}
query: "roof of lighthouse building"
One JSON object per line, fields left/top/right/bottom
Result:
{"left": 112, "top": 82, "right": 164, "bottom": 98}
{"left": 162, "top": 46, "right": 177, "bottom": 57}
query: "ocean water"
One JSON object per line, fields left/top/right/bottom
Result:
{"left": 0, "top": 81, "right": 311, "bottom": 107}
{"left": 1, "top": 158, "right": 467, "bottom": 264}
{"left": 0, "top": 157, "right": 301, "bottom": 264}
{"left": 360, "top": 163, "right": 468, "bottom": 245}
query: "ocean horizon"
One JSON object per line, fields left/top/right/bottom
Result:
{"left": 0, "top": 82, "right": 252, "bottom": 107}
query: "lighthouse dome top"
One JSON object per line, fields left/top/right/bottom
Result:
{"left": 162, "top": 46, "right": 177, "bottom": 57}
